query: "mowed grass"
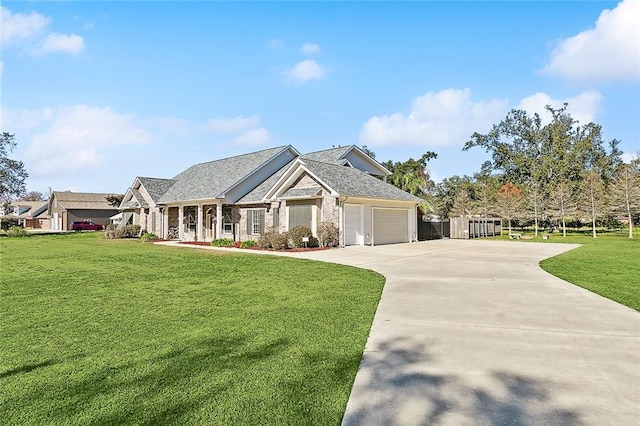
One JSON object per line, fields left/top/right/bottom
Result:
{"left": 522, "top": 233, "right": 639, "bottom": 311}
{"left": 0, "top": 233, "right": 384, "bottom": 424}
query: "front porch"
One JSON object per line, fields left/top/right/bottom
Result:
{"left": 165, "top": 203, "right": 239, "bottom": 242}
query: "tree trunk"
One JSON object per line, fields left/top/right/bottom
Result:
{"left": 626, "top": 199, "right": 633, "bottom": 239}
{"left": 534, "top": 203, "right": 539, "bottom": 237}
{"left": 590, "top": 189, "right": 597, "bottom": 238}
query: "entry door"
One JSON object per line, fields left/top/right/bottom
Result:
{"left": 344, "top": 204, "right": 363, "bottom": 246}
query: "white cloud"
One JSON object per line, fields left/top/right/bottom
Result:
{"left": 1, "top": 6, "right": 85, "bottom": 55}
{"left": 517, "top": 91, "right": 602, "bottom": 125}
{"left": 359, "top": 88, "right": 508, "bottom": 148}
{"left": 39, "top": 33, "right": 85, "bottom": 55}
{"left": 300, "top": 42, "right": 320, "bottom": 55}
{"left": 621, "top": 151, "right": 638, "bottom": 163}
{"left": 0, "top": 6, "right": 50, "bottom": 46}
{"left": 25, "top": 105, "right": 150, "bottom": 177}
{"left": 284, "top": 59, "right": 326, "bottom": 85}
{"left": 541, "top": 0, "right": 640, "bottom": 81}
{"left": 0, "top": 106, "right": 54, "bottom": 133}
{"left": 230, "top": 128, "right": 271, "bottom": 147}
{"left": 206, "top": 114, "right": 271, "bottom": 148}
{"left": 206, "top": 115, "right": 260, "bottom": 133}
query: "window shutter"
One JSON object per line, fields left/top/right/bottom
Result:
{"left": 246, "top": 210, "right": 251, "bottom": 234}
{"left": 259, "top": 210, "right": 265, "bottom": 234}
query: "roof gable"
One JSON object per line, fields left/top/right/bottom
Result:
{"left": 266, "top": 159, "right": 422, "bottom": 203}
{"left": 136, "top": 177, "right": 176, "bottom": 203}
{"left": 302, "top": 145, "right": 390, "bottom": 176}
{"left": 158, "top": 145, "right": 297, "bottom": 203}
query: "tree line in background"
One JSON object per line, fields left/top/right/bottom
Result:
{"left": 372, "top": 105, "right": 640, "bottom": 239}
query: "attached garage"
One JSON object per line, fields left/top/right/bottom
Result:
{"left": 344, "top": 204, "right": 364, "bottom": 246}
{"left": 372, "top": 208, "right": 410, "bottom": 245}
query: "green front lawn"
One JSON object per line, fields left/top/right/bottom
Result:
{"left": 509, "top": 233, "right": 640, "bottom": 312}
{"left": 0, "top": 233, "right": 384, "bottom": 424}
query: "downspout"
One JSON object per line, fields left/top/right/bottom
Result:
{"left": 339, "top": 196, "right": 349, "bottom": 247}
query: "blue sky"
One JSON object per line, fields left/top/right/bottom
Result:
{"left": 2, "top": 1, "right": 639, "bottom": 195}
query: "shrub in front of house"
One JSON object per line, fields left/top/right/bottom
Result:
{"left": 104, "top": 224, "right": 122, "bottom": 239}
{"left": 140, "top": 232, "right": 159, "bottom": 242}
{"left": 105, "top": 224, "right": 140, "bottom": 239}
{"left": 121, "top": 224, "right": 142, "bottom": 238}
{"left": 240, "top": 240, "right": 257, "bottom": 248}
{"left": 210, "top": 238, "right": 235, "bottom": 247}
{"left": 258, "top": 228, "right": 290, "bottom": 250}
{"left": 7, "top": 226, "right": 28, "bottom": 237}
{"left": 1, "top": 218, "right": 19, "bottom": 230}
{"left": 317, "top": 222, "right": 339, "bottom": 247}
{"left": 288, "top": 225, "right": 313, "bottom": 248}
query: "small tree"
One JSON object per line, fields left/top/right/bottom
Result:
{"left": 1, "top": 132, "right": 28, "bottom": 205}
{"left": 18, "top": 191, "right": 46, "bottom": 201}
{"left": 105, "top": 194, "right": 124, "bottom": 207}
{"left": 610, "top": 159, "right": 640, "bottom": 238}
{"left": 450, "top": 189, "right": 473, "bottom": 218}
{"left": 548, "top": 179, "right": 576, "bottom": 237}
{"left": 495, "top": 183, "right": 523, "bottom": 235}
{"left": 579, "top": 170, "right": 607, "bottom": 238}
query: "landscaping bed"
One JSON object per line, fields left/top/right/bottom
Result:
{"left": 178, "top": 240, "right": 332, "bottom": 252}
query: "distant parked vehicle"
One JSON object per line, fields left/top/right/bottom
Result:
{"left": 71, "top": 221, "right": 104, "bottom": 231}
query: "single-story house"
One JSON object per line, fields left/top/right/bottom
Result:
{"left": 119, "top": 145, "right": 423, "bottom": 246}
{"left": 48, "top": 191, "right": 120, "bottom": 231}
{"left": 0, "top": 201, "right": 50, "bottom": 229}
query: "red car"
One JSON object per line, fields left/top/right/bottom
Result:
{"left": 71, "top": 221, "right": 104, "bottom": 231}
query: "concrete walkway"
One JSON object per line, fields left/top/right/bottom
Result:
{"left": 158, "top": 239, "right": 640, "bottom": 425}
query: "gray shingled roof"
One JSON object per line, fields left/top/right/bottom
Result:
{"left": 53, "top": 191, "right": 119, "bottom": 210}
{"left": 158, "top": 146, "right": 289, "bottom": 203}
{"left": 301, "top": 146, "right": 351, "bottom": 165}
{"left": 137, "top": 177, "right": 176, "bottom": 203}
{"left": 281, "top": 186, "right": 322, "bottom": 199}
{"left": 237, "top": 158, "right": 295, "bottom": 203}
{"left": 130, "top": 188, "right": 149, "bottom": 208}
{"left": 301, "top": 160, "right": 423, "bottom": 202}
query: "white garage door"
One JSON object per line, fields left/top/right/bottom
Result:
{"left": 373, "top": 208, "right": 409, "bottom": 245}
{"left": 344, "top": 204, "right": 363, "bottom": 246}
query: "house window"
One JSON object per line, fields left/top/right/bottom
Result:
{"left": 184, "top": 206, "right": 197, "bottom": 233}
{"left": 223, "top": 206, "right": 233, "bottom": 233}
{"left": 247, "top": 209, "right": 265, "bottom": 235}
{"left": 288, "top": 204, "right": 312, "bottom": 230}
{"left": 272, "top": 207, "right": 279, "bottom": 229}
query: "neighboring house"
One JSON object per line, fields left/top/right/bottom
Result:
{"left": 120, "top": 145, "right": 423, "bottom": 245}
{"left": 0, "top": 201, "right": 50, "bottom": 229}
{"left": 48, "top": 191, "right": 120, "bottom": 231}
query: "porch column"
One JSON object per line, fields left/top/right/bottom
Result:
{"left": 197, "top": 204, "right": 203, "bottom": 242}
{"left": 216, "top": 203, "right": 223, "bottom": 239}
{"left": 178, "top": 205, "right": 184, "bottom": 240}
{"left": 162, "top": 208, "right": 168, "bottom": 238}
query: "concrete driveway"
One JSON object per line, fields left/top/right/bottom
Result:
{"left": 283, "top": 239, "right": 640, "bottom": 425}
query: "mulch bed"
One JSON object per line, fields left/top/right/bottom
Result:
{"left": 177, "top": 241, "right": 332, "bottom": 252}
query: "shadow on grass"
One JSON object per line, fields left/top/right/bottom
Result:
{"left": 3, "top": 334, "right": 291, "bottom": 424}
{"left": 0, "top": 353, "right": 86, "bottom": 379}
{"left": 342, "top": 337, "right": 580, "bottom": 425}
{"left": 1, "top": 360, "right": 59, "bottom": 379}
